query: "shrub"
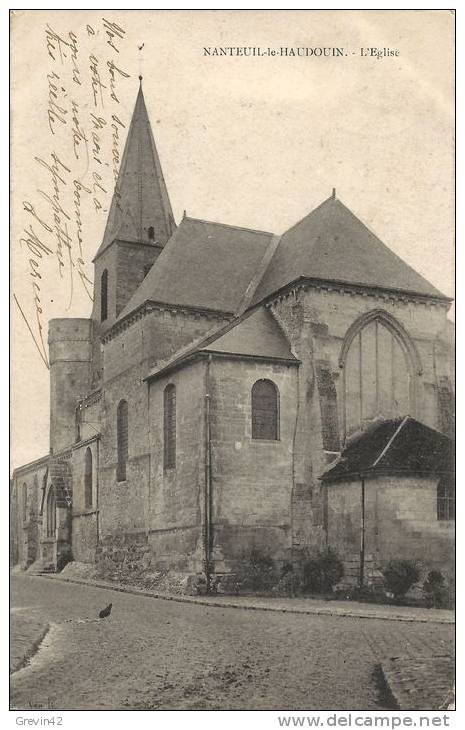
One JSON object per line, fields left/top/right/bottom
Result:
{"left": 235, "top": 546, "right": 277, "bottom": 593}
{"left": 422, "top": 570, "right": 448, "bottom": 608}
{"left": 382, "top": 559, "right": 420, "bottom": 599}
{"left": 302, "top": 546, "right": 344, "bottom": 594}
{"left": 272, "top": 566, "right": 302, "bottom": 597}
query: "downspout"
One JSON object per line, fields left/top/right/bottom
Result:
{"left": 359, "top": 474, "right": 365, "bottom": 589}
{"left": 204, "top": 354, "right": 213, "bottom": 592}
{"left": 96, "top": 438, "right": 100, "bottom": 546}
{"left": 146, "top": 380, "right": 152, "bottom": 547}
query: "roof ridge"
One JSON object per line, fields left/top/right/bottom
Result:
{"left": 371, "top": 415, "right": 410, "bottom": 468}
{"left": 184, "top": 216, "right": 275, "bottom": 237}
{"left": 235, "top": 234, "right": 282, "bottom": 315}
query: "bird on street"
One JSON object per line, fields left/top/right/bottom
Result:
{"left": 98, "top": 603, "right": 112, "bottom": 619}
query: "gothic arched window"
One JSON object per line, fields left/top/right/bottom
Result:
{"left": 117, "top": 400, "right": 128, "bottom": 482}
{"left": 84, "top": 447, "right": 93, "bottom": 509}
{"left": 251, "top": 379, "right": 279, "bottom": 440}
{"left": 340, "top": 311, "right": 420, "bottom": 439}
{"left": 437, "top": 476, "right": 455, "bottom": 521}
{"left": 164, "top": 385, "right": 176, "bottom": 469}
{"left": 100, "top": 269, "right": 108, "bottom": 322}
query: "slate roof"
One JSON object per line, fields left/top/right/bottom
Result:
{"left": 145, "top": 306, "right": 298, "bottom": 381}
{"left": 321, "top": 416, "right": 454, "bottom": 483}
{"left": 93, "top": 83, "right": 175, "bottom": 262}
{"left": 102, "top": 86, "right": 450, "bottom": 332}
{"left": 119, "top": 217, "right": 275, "bottom": 319}
{"left": 251, "top": 195, "right": 448, "bottom": 305}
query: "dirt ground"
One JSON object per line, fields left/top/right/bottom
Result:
{"left": 10, "top": 574, "right": 454, "bottom": 711}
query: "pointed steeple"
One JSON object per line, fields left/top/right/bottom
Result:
{"left": 94, "top": 80, "right": 175, "bottom": 261}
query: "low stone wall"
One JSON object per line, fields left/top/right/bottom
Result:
{"left": 95, "top": 532, "right": 150, "bottom": 583}
{"left": 95, "top": 532, "right": 207, "bottom": 595}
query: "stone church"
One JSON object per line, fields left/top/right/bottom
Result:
{"left": 11, "top": 82, "right": 455, "bottom": 589}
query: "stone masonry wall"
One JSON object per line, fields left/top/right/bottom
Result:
{"left": 70, "top": 439, "right": 99, "bottom": 564}
{"left": 116, "top": 242, "right": 162, "bottom": 316}
{"left": 148, "top": 360, "right": 206, "bottom": 573}
{"left": 209, "top": 357, "right": 299, "bottom": 572}
{"left": 327, "top": 475, "right": 455, "bottom": 580}
{"left": 95, "top": 307, "right": 228, "bottom": 580}
{"left": 12, "top": 460, "right": 48, "bottom": 569}
{"left": 268, "top": 285, "right": 453, "bottom": 556}
{"left": 49, "top": 319, "right": 92, "bottom": 454}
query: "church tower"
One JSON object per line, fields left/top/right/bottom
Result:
{"left": 91, "top": 79, "right": 176, "bottom": 330}
{"left": 90, "top": 78, "right": 176, "bottom": 384}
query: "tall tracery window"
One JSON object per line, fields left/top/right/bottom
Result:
{"left": 117, "top": 400, "right": 128, "bottom": 482}
{"left": 84, "top": 447, "right": 93, "bottom": 508}
{"left": 251, "top": 379, "right": 279, "bottom": 440}
{"left": 100, "top": 269, "right": 108, "bottom": 322}
{"left": 341, "top": 312, "right": 417, "bottom": 438}
{"left": 22, "top": 483, "right": 27, "bottom": 522}
{"left": 47, "top": 489, "right": 56, "bottom": 538}
{"left": 437, "top": 475, "right": 455, "bottom": 521}
{"left": 164, "top": 384, "right": 176, "bottom": 469}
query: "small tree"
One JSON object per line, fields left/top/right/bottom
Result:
{"left": 422, "top": 570, "right": 448, "bottom": 608}
{"left": 382, "top": 559, "right": 420, "bottom": 600}
{"left": 302, "top": 546, "right": 344, "bottom": 594}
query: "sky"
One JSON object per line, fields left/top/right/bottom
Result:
{"left": 11, "top": 9, "right": 454, "bottom": 469}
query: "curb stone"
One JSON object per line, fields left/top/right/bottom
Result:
{"left": 28, "top": 573, "right": 455, "bottom": 625}
{"left": 380, "top": 655, "right": 455, "bottom": 710}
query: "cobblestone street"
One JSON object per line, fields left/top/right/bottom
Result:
{"left": 10, "top": 575, "right": 454, "bottom": 711}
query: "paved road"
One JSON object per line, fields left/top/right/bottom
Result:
{"left": 10, "top": 575, "right": 453, "bottom": 711}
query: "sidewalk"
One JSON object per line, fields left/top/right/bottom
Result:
{"left": 10, "top": 609, "right": 49, "bottom": 673}
{"left": 37, "top": 572, "right": 454, "bottom": 624}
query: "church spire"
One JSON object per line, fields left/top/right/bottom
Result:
{"left": 94, "top": 81, "right": 175, "bottom": 260}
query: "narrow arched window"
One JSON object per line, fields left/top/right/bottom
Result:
{"left": 252, "top": 379, "right": 279, "bottom": 440}
{"left": 47, "top": 490, "right": 56, "bottom": 538}
{"left": 437, "top": 475, "right": 455, "bottom": 521}
{"left": 164, "top": 385, "right": 176, "bottom": 469}
{"left": 22, "top": 483, "right": 27, "bottom": 522}
{"left": 117, "top": 400, "right": 128, "bottom": 481}
{"left": 100, "top": 269, "right": 108, "bottom": 322}
{"left": 148, "top": 226, "right": 155, "bottom": 241}
{"left": 84, "top": 447, "right": 93, "bottom": 508}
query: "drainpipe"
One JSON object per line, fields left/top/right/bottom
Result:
{"left": 204, "top": 355, "right": 213, "bottom": 592}
{"left": 96, "top": 438, "right": 100, "bottom": 546}
{"left": 359, "top": 474, "right": 365, "bottom": 589}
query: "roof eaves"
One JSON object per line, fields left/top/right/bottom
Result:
{"left": 12, "top": 453, "right": 50, "bottom": 478}
{"left": 144, "top": 348, "right": 300, "bottom": 384}
{"left": 105, "top": 300, "right": 233, "bottom": 342}
{"left": 250, "top": 275, "right": 453, "bottom": 312}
